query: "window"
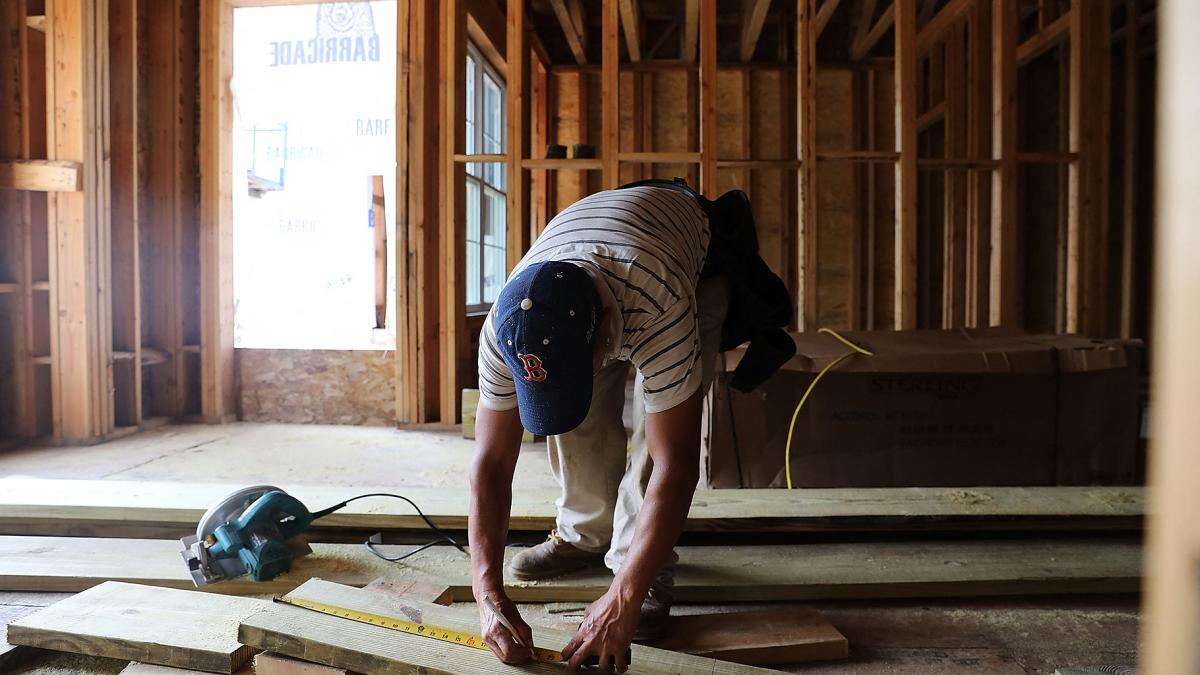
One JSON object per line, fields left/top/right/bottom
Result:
{"left": 465, "top": 45, "right": 506, "bottom": 311}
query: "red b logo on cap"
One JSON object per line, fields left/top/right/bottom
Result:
{"left": 517, "top": 354, "right": 547, "bottom": 382}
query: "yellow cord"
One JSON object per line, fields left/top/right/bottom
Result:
{"left": 784, "top": 328, "right": 874, "bottom": 489}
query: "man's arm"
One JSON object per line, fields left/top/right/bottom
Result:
{"left": 470, "top": 403, "right": 534, "bottom": 664}
{"left": 560, "top": 387, "right": 702, "bottom": 672}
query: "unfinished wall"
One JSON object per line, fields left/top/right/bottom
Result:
{"left": 237, "top": 349, "right": 395, "bottom": 426}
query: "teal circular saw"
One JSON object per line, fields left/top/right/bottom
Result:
{"left": 179, "top": 485, "right": 316, "bottom": 587}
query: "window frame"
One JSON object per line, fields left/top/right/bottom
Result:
{"left": 465, "top": 42, "right": 507, "bottom": 315}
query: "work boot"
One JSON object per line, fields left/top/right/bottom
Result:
{"left": 509, "top": 529, "right": 606, "bottom": 581}
{"left": 633, "top": 571, "right": 674, "bottom": 642}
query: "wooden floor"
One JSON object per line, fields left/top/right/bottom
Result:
{"left": 0, "top": 423, "right": 1142, "bottom": 674}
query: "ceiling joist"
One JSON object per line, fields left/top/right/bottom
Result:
{"left": 814, "top": 0, "right": 845, "bottom": 40}
{"left": 549, "top": 0, "right": 588, "bottom": 65}
{"left": 681, "top": 0, "right": 700, "bottom": 60}
{"left": 851, "top": 0, "right": 895, "bottom": 60}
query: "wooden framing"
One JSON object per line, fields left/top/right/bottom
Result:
{"left": 740, "top": 0, "right": 772, "bottom": 63}
{"left": 915, "top": 0, "right": 972, "bottom": 54}
{"left": 796, "top": 0, "right": 818, "bottom": 331}
{"left": 851, "top": 2, "right": 895, "bottom": 61}
{"left": 698, "top": 0, "right": 717, "bottom": 197}
{"left": 618, "top": 0, "right": 641, "bottom": 63}
{"left": 198, "top": 0, "right": 236, "bottom": 423}
{"left": 989, "top": 0, "right": 1017, "bottom": 326}
{"left": 507, "top": 0, "right": 528, "bottom": 270}
{"left": 44, "top": 0, "right": 113, "bottom": 442}
{"left": 439, "top": 0, "right": 467, "bottom": 423}
{"left": 1118, "top": 0, "right": 1137, "bottom": 339}
{"left": 109, "top": 0, "right": 140, "bottom": 428}
{"left": 893, "top": 0, "right": 918, "bottom": 329}
{"left": 964, "top": 0, "right": 990, "bottom": 327}
{"left": 681, "top": 0, "right": 699, "bottom": 61}
{"left": 549, "top": 0, "right": 587, "bottom": 65}
{"left": 0, "top": 160, "right": 81, "bottom": 192}
{"left": 602, "top": 0, "right": 620, "bottom": 189}
{"left": 943, "top": 21, "right": 967, "bottom": 328}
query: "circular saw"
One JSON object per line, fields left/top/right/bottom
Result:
{"left": 179, "top": 485, "right": 316, "bottom": 587}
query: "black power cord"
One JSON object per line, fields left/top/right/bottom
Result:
{"left": 312, "top": 492, "right": 468, "bottom": 563}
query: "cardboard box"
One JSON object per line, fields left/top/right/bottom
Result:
{"left": 704, "top": 328, "right": 1143, "bottom": 488}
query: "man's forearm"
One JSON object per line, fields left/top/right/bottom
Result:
{"left": 609, "top": 459, "right": 698, "bottom": 602}
{"left": 469, "top": 406, "right": 526, "bottom": 594}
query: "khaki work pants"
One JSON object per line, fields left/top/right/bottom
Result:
{"left": 547, "top": 276, "right": 729, "bottom": 574}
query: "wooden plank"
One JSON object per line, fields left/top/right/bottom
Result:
{"left": 797, "top": 0, "right": 817, "bottom": 330}
{"left": 1118, "top": 0, "right": 1137, "bottom": 339}
{"left": 618, "top": 0, "right": 641, "bottom": 62}
{"left": 362, "top": 576, "right": 453, "bottom": 606}
{"left": 850, "top": 1, "right": 895, "bottom": 61}
{"left": 0, "top": 160, "right": 82, "bottom": 192}
{"left": 814, "top": 0, "right": 845, "bottom": 39}
{"left": 698, "top": 0, "right": 717, "bottom": 197}
{"left": 893, "top": 0, "right": 918, "bottom": 329}
{"left": 466, "top": 0, "right": 507, "bottom": 79}
{"left": 943, "top": 21, "right": 966, "bottom": 328}
{"left": 439, "top": 0, "right": 467, "bottom": 423}
{"left": 109, "top": 0, "right": 141, "bottom": 428}
{"left": 46, "top": 0, "right": 112, "bottom": 442}
{"left": 1016, "top": 9, "right": 1070, "bottom": 66}
{"left": 6, "top": 581, "right": 259, "bottom": 673}
{"left": 648, "top": 607, "right": 847, "bottom": 665}
{"left": 25, "top": 15, "right": 45, "bottom": 32}
{"left": 371, "top": 176, "right": 386, "bottom": 328}
{"left": 1142, "top": 2, "right": 1200, "bottom": 668}
{"left": 199, "top": 0, "right": 236, "bottom": 422}
{"left": 851, "top": 0, "right": 878, "bottom": 60}
{"left": 548, "top": 0, "right": 586, "bottom": 65}
{"left": 989, "top": 0, "right": 1017, "bottom": 327}
{"left": 521, "top": 158, "right": 604, "bottom": 170}
{"left": 253, "top": 653, "right": 343, "bottom": 675}
{"left": 915, "top": 0, "right": 971, "bottom": 54}
{"left": 601, "top": 0, "right": 619, "bottom": 189}
{"left": 740, "top": 0, "right": 772, "bottom": 62}
{"left": 681, "top": 0, "right": 699, "bottom": 60}
{"left": 122, "top": 663, "right": 252, "bottom": 675}
{"left": 173, "top": 0, "right": 199, "bottom": 419}
{"left": 964, "top": 0, "right": 990, "bottom": 327}
{"left": 507, "top": 0, "right": 528, "bottom": 271}
{"left": 0, "top": 479, "right": 1145, "bottom": 535}
{"left": 0, "top": 536, "right": 1139, "bottom": 601}
{"left": 243, "top": 580, "right": 783, "bottom": 675}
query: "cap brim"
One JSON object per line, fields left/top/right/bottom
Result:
{"left": 512, "top": 353, "right": 594, "bottom": 437}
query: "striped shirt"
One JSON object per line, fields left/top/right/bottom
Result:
{"left": 478, "top": 185, "right": 711, "bottom": 416}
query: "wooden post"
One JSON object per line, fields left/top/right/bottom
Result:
{"left": 439, "top": 0, "right": 468, "bottom": 423}
{"left": 964, "top": 0, "right": 990, "bottom": 328}
{"left": 1142, "top": 3, "right": 1200, "bottom": 668}
{"left": 989, "top": 0, "right": 1017, "bottom": 327}
{"left": 1118, "top": 0, "right": 1138, "bottom": 338}
{"left": 0, "top": 2, "right": 34, "bottom": 438}
{"left": 109, "top": 0, "right": 141, "bottom": 427}
{"left": 530, "top": 54, "right": 550, "bottom": 231}
{"left": 698, "top": 0, "right": 717, "bottom": 197}
{"left": 45, "top": 0, "right": 113, "bottom": 442}
{"left": 894, "top": 0, "right": 918, "bottom": 330}
{"left": 601, "top": 0, "right": 619, "bottom": 189}
{"left": 507, "top": 0, "right": 528, "bottom": 270}
{"left": 395, "top": 0, "right": 413, "bottom": 423}
{"left": 796, "top": 0, "right": 817, "bottom": 331}
{"left": 943, "top": 22, "right": 966, "bottom": 328}
{"left": 199, "top": 0, "right": 236, "bottom": 423}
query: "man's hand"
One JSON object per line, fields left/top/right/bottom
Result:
{"left": 476, "top": 588, "right": 534, "bottom": 665}
{"left": 561, "top": 588, "right": 639, "bottom": 673}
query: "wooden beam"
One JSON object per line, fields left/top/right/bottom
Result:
{"left": 440, "top": 1, "right": 467, "bottom": 423}
{"left": 681, "top": 0, "right": 699, "bottom": 60}
{"left": 465, "top": 0, "right": 507, "bottom": 78}
{"left": 894, "top": 0, "right": 918, "bottom": 329}
{"left": 851, "top": 0, "right": 878, "bottom": 59}
{"left": 199, "top": 0, "right": 236, "bottom": 423}
{"left": 25, "top": 15, "right": 45, "bottom": 32}
{"left": 915, "top": 0, "right": 972, "bottom": 54}
{"left": 851, "top": 1, "right": 895, "bottom": 61}
{"left": 242, "top": 580, "right": 781, "bottom": 675}
{"left": 1142, "top": 3, "right": 1200, "bottom": 667}
{"left": 45, "top": 0, "right": 113, "bottom": 442}
{"left": 618, "top": 0, "right": 641, "bottom": 62}
{"left": 0, "top": 535, "right": 1143, "bottom": 601}
{"left": 797, "top": 0, "right": 818, "bottom": 330}
{"left": 944, "top": 21, "right": 967, "bottom": 328}
{"left": 507, "top": 0, "right": 528, "bottom": 271}
{"left": 740, "top": 0, "right": 772, "bottom": 63}
{"left": 699, "top": 0, "right": 717, "bottom": 197}
{"left": 7, "top": 581, "right": 259, "bottom": 673}
{"left": 601, "top": 0, "right": 620, "bottom": 189}
{"left": 0, "top": 479, "right": 1145, "bottom": 536}
{"left": 964, "top": 0, "right": 990, "bottom": 327}
{"left": 549, "top": 0, "right": 587, "bottom": 65}
{"left": 1016, "top": 9, "right": 1070, "bottom": 66}
{"left": 989, "top": 0, "right": 1018, "bottom": 327}
{"left": 1118, "top": 0, "right": 1137, "bottom": 338}
{"left": 648, "top": 607, "right": 848, "bottom": 666}
{"left": 0, "top": 160, "right": 81, "bottom": 192}
{"left": 815, "top": 0, "right": 845, "bottom": 39}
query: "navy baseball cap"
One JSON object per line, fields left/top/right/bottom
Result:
{"left": 494, "top": 261, "right": 603, "bottom": 436}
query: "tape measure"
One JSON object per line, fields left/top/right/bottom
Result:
{"left": 274, "top": 594, "right": 567, "bottom": 664}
